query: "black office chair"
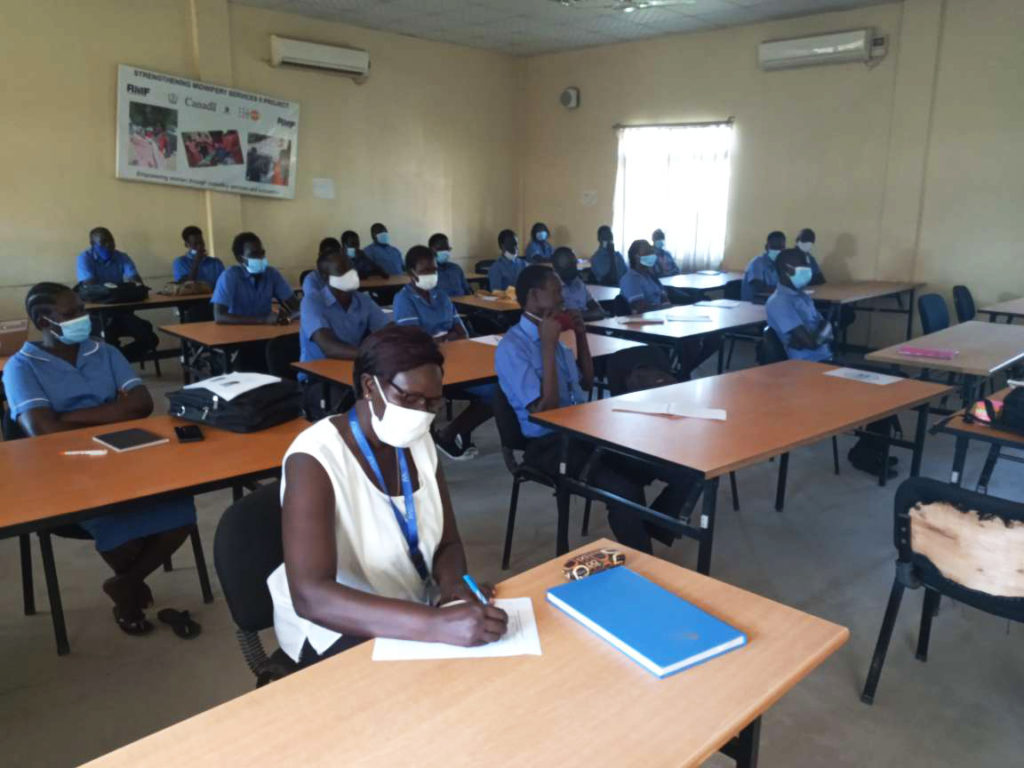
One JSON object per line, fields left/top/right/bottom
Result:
{"left": 214, "top": 480, "right": 298, "bottom": 687}
{"left": 265, "top": 333, "right": 301, "bottom": 381}
{"left": 493, "top": 387, "right": 593, "bottom": 569}
{"left": 861, "top": 478, "right": 1024, "bottom": 704}
{"left": 474, "top": 259, "right": 495, "bottom": 276}
{"left": 952, "top": 285, "right": 976, "bottom": 323}
{"left": 917, "top": 293, "right": 951, "bottom": 334}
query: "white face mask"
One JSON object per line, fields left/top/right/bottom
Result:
{"left": 503, "top": 250, "right": 518, "bottom": 260}
{"left": 796, "top": 241, "right": 813, "bottom": 254}
{"left": 328, "top": 269, "right": 360, "bottom": 292}
{"left": 415, "top": 273, "right": 439, "bottom": 291}
{"left": 370, "top": 375, "right": 436, "bottom": 448}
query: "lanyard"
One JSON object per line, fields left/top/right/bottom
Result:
{"left": 348, "top": 409, "right": 431, "bottom": 583}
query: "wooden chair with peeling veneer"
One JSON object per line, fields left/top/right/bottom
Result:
{"left": 861, "top": 477, "right": 1024, "bottom": 704}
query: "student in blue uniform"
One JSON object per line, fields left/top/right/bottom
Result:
{"left": 620, "top": 239, "right": 671, "bottom": 314}
{"left": 5, "top": 282, "right": 198, "bottom": 636}
{"left": 342, "top": 230, "right": 388, "bottom": 280}
{"left": 393, "top": 245, "right": 493, "bottom": 459}
{"left": 488, "top": 229, "right": 527, "bottom": 291}
{"left": 553, "top": 246, "right": 604, "bottom": 321}
{"left": 173, "top": 225, "right": 223, "bottom": 322}
{"left": 211, "top": 232, "right": 298, "bottom": 324}
{"left": 77, "top": 226, "right": 159, "bottom": 362}
{"left": 794, "top": 228, "right": 826, "bottom": 285}
{"left": 590, "top": 225, "right": 628, "bottom": 286}
{"left": 363, "top": 223, "right": 404, "bottom": 275}
{"left": 651, "top": 228, "right": 679, "bottom": 277}
{"left": 428, "top": 232, "right": 470, "bottom": 298}
{"left": 741, "top": 230, "right": 786, "bottom": 302}
{"left": 495, "top": 266, "right": 697, "bottom": 552}
{"left": 523, "top": 222, "right": 554, "bottom": 263}
{"left": 301, "top": 239, "right": 332, "bottom": 296}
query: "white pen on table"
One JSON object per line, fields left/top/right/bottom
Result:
{"left": 62, "top": 450, "right": 109, "bottom": 456}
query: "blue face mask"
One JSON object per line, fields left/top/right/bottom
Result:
{"left": 377, "top": 232, "right": 390, "bottom": 245}
{"left": 639, "top": 254, "right": 658, "bottom": 268}
{"left": 93, "top": 245, "right": 113, "bottom": 261}
{"left": 536, "top": 231, "right": 548, "bottom": 242}
{"left": 435, "top": 250, "right": 451, "bottom": 263}
{"left": 653, "top": 239, "right": 665, "bottom": 250}
{"left": 245, "top": 257, "right": 268, "bottom": 274}
{"left": 791, "top": 266, "right": 813, "bottom": 290}
{"left": 767, "top": 249, "right": 781, "bottom": 261}
{"left": 51, "top": 314, "right": 92, "bottom": 345}
{"left": 345, "top": 247, "right": 356, "bottom": 258}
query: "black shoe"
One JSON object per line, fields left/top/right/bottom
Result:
{"left": 434, "top": 432, "right": 477, "bottom": 461}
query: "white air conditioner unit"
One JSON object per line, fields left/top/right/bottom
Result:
{"left": 759, "top": 29, "right": 876, "bottom": 71}
{"left": 270, "top": 35, "right": 370, "bottom": 78}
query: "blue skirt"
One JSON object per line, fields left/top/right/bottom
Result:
{"left": 78, "top": 496, "right": 197, "bottom": 552}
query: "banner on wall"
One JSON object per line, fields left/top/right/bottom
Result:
{"left": 115, "top": 65, "right": 300, "bottom": 199}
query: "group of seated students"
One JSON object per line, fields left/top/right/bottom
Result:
{"left": 741, "top": 228, "right": 824, "bottom": 303}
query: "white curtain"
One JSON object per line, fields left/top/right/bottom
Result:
{"left": 611, "top": 123, "right": 733, "bottom": 273}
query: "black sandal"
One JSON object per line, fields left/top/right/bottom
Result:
{"left": 157, "top": 609, "right": 202, "bottom": 639}
{"left": 112, "top": 606, "right": 155, "bottom": 636}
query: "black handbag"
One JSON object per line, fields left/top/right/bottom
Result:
{"left": 166, "top": 380, "right": 302, "bottom": 433}
{"left": 75, "top": 282, "right": 150, "bottom": 304}
{"left": 982, "top": 387, "right": 1024, "bottom": 435}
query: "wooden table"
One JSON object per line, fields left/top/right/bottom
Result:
{"left": 866, "top": 321, "right": 1024, "bottom": 402}
{"left": 660, "top": 271, "right": 744, "bottom": 294}
{"left": 531, "top": 360, "right": 950, "bottom": 574}
{"left": 466, "top": 271, "right": 489, "bottom": 286}
{"left": 809, "top": 281, "right": 924, "bottom": 345}
{"left": 587, "top": 300, "right": 765, "bottom": 344}
{"left": 357, "top": 274, "right": 409, "bottom": 290}
{"left": 452, "top": 294, "right": 522, "bottom": 313}
{"left": 0, "top": 415, "right": 307, "bottom": 654}
{"left": 84, "top": 292, "right": 213, "bottom": 315}
{"left": 980, "top": 297, "right": 1024, "bottom": 323}
{"left": 936, "top": 387, "right": 1024, "bottom": 495}
{"left": 160, "top": 320, "right": 300, "bottom": 382}
{"left": 84, "top": 539, "right": 849, "bottom": 768}
{"left": 293, "top": 333, "right": 644, "bottom": 389}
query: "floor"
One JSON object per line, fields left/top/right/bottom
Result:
{"left": 1, "top": 350, "right": 1022, "bottom": 767}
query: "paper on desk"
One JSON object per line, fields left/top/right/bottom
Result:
{"left": 612, "top": 403, "right": 727, "bottom": 421}
{"left": 665, "top": 312, "right": 713, "bottom": 323}
{"left": 696, "top": 270, "right": 720, "bottom": 276}
{"left": 824, "top": 367, "right": 902, "bottom": 386}
{"left": 183, "top": 372, "right": 281, "bottom": 401}
{"left": 696, "top": 301, "right": 739, "bottom": 309}
{"left": 470, "top": 334, "right": 503, "bottom": 346}
{"left": 372, "top": 598, "right": 541, "bottom": 661}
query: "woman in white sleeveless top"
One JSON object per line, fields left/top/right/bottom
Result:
{"left": 268, "top": 325, "right": 508, "bottom": 667}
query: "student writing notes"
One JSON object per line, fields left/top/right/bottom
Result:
{"left": 488, "top": 229, "right": 527, "bottom": 292}
{"left": 524, "top": 221, "right": 554, "bottom": 263}
{"left": 590, "top": 225, "right": 628, "bottom": 287}
{"left": 269, "top": 326, "right": 509, "bottom": 669}
{"left": 428, "top": 232, "right": 471, "bottom": 298}
{"left": 363, "top": 223, "right": 404, "bottom": 276}
{"left": 741, "top": 230, "right": 786, "bottom": 303}
{"left": 553, "top": 246, "right": 605, "bottom": 321}
{"left": 5, "top": 283, "right": 197, "bottom": 637}
{"left": 620, "top": 239, "right": 671, "bottom": 314}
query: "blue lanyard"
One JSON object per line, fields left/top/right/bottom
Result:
{"left": 347, "top": 409, "right": 431, "bottom": 582}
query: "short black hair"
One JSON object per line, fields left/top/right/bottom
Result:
{"left": 340, "top": 230, "right": 358, "bottom": 246}
{"left": 766, "top": 230, "right": 786, "bottom": 248}
{"left": 531, "top": 222, "right": 548, "bottom": 238}
{"left": 775, "top": 248, "right": 806, "bottom": 276}
{"left": 25, "top": 282, "right": 73, "bottom": 327}
{"left": 551, "top": 246, "right": 575, "bottom": 268}
{"left": 231, "top": 231, "right": 260, "bottom": 258}
{"left": 597, "top": 224, "right": 612, "bottom": 239}
{"left": 353, "top": 325, "right": 444, "bottom": 397}
{"left": 427, "top": 232, "right": 447, "bottom": 250}
{"left": 318, "top": 237, "right": 341, "bottom": 268}
{"left": 89, "top": 226, "right": 111, "bottom": 241}
{"left": 404, "top": 245, "right": 435, "bottom": 272}
{"left": 514, "top": 264, "right": 556, "bottom": 307}
{"left": 370, "top": 222, "right": 387, "bottom": 236}
{"left": 498, "top": 229, "right": 515, "bottom": 248}
{"left": 181, "top": 225, "right": 202, "bottom": 242}
{"left": 627, "top": 239, "right": 651, "bottom": 261}
{"left": 796, "top": 228, "right": 816, "bottom": 243}
{"left": 652, "top": 228, "right": 665, "bottom": 240}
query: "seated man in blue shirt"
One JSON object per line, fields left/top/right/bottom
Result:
{"left": 394, "top": 245, "right": 493, "bottom": 460}
{"left": 363, "top": 223, "right": 404, "bottom": 276}
{"left": 77, "top": 226, "right": 159, "bottom": 362}
{"left": 651, "top": 228, "right": 680, "bottom": 277}
{"left": 172, "top": 225, "right": 223, "bottom": 321}
{"left": 523, "top": 222, "right": 554, "bottom": 263}
{"left": 6, "top": 282, "right": 198, "bottom": 636}
{"left": 301, "top": 238, "right": 333, "bottom": 296}
{"left": 341, "top": 230, "right": 388, "bottom": 280}
{"left": 553, "top": 246, "right": 604, "bottom": 321}
{"left": 495, "top": 266, "right": 697, "bottom": 553}
{"left": 590, "top": 225, "right": 628, "bottom": 286}
{"left": 741, "top": 230, "right": 786, "bottom": 302}
{"left": 488, "top": 229, "right": 527, "bottom": 291}
{"left": 620, "top": 239, "right": 671, "bottom": 314}
{"left": 428, "top": 232, "right": 471, "bottom": 298}
{"left": 793, "top": 228, "right": 826, "bottom": 286}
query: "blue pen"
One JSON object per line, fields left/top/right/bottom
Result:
{"left": 462, "top": 573, "right": 489, "bottom": 605}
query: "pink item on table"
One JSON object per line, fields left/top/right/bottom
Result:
{"left": 897, "top": 346, "right": 959, "bottom": 360}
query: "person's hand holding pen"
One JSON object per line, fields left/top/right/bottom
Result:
{"left": 431, "top": 574, "right": 508, "bottom": 647}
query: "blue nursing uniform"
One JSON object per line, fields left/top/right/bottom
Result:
{"left": 653, "top": 248, "right": 679, "bottom": 277}
{"left": 437, "top": 261, "right": 470, "bottom": 298}
{"left": 561, "top": 276, "right": 591, "bottom": 312}
{"left": 619, "top": 268, "right": 668, "bottom": 308}
{"left": 524, "top": 240, "right": 553, "bottom": 263}
{"left": 392, "top": 284, "right": 466, "bottom": 337}
{"left": 363, "top": 242, "right": 404, "bottom": 275}
{"left": 3, "top": 339, "right": 196, "bottom": 551}
{"left": 741, "top": 252, "right": 778, "bottom": 302}
{"left": 765, "top": 285, "right": 832, "bottom": 362}
{"left": 591, "top": 247, "right": 627, "bottom": 285}
{"left": 488, "top": 256, "right": 527, "bottom": 292}
{"left": 77, "top": 248, "right": 139, "bottom": 284}
{"left": 495, "top": 316, "right": 585, "bottom": 439}
{"left": 172, "top": 254, "right": 225, "bottom": 285}
{"left": 211, "top": 265, "right": 294, "bottom": 316}
{"left": 299, "top": 285, "right": 389, "bottom": 366}
{"left": 301, "top": 270, "right": 325, "bottom": 296}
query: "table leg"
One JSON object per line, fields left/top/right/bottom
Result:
{"left": 717, "top": 340, "right": 725, "bottom": 375}
{"left": 905, "top": 289, "right": 917, "bottom": 340}
{"left": 720, "top": 716, "right": 761, "bottom": 768}
{"left": 38, "top": 532, "right": 70, "bottom": 656}
{"left": 555, "top": 434, "right": 572, "bottom": 557}
{"left": 20, "top": 534, "right": 35, "bottom": 616}
{"left": 189, "top": 527, "right": 214, "bottom": 604}
{"left": 696, "top": 477, "right": 720, "bottom": 575}
{"left": 878, "top": 432, "right": 892, "bottom": 487}
{"left": 950, "top": 435, "right": 969, "bottom": 487}
{"left": 976, "top": 444, "right": 1001, "bottom": 494}
{"left": 910, "top": 403, "right": 930, "bottom": 477}
{"left": 774, "top": 452, "right": 789, "bottom": 512}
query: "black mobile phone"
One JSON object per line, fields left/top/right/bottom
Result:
{"left": 174, "top": 425, "right": 205, "bottom": 443}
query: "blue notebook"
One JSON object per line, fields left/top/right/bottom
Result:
{"left": 547, "top": 567, "right": 746, "bottom": 678}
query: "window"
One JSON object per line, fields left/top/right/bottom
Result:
{"left": 611, "top": 122, "right": 734, "bottom": 272}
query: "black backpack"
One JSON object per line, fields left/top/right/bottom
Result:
{"left": 983, "top": 387, "right": 1024, "bottom": 435}
{"left": 166, "top": 380, "right": 302, "bottom": 433}
{"left": 75, "top": 282, "right": 150, "bottom": 304}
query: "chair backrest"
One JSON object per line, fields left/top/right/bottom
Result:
{"left": 492, "top": 385, "right": 529, "bottom": 452}
{"left": 917, "top": 293, "right": 951, "bottom": 335}
{"left": 604, "top": 345, "right": 674, "bottom": 397}
{"left": 474, "top": 259, "right": 495, "bottom": 275}
{"left": 265, "top": 334, "right": 301, "bottom": 380}
{"left": 757, "top": 327, "right": 788, "bottom": 365}
{"left": 952, "top": 285, "right": 976, "bottom": 323}
{"left": 893, "top": 477, "right": 1024, "bottom": 622}
{"left": 214, "top": 481, "right": 284, "bottom": 633}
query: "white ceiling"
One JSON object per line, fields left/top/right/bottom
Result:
{"left": 232, "top": 0, "right": 893, "bottom": 56}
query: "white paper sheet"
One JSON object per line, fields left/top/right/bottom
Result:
{"left": 372, "top": 598, "right": 541, "bottom": 661}
{"left": 183, "top": 372, "right": 281, "bottom": 401}
{"left": 470, "top": 335, "right": 503, "bottom": 346}
{"left": 695, "top": 300, "right": 739, "bottom": 309}
{"left": 824, "top": 367, "right": 902, "bottom": 386}
{"left": 665, "top": 312, "right": 713, "bottom": 323}
{"left": 696, "top": 270, "right": 720, "bottom": 276}
{"left": 612, "top": 403, "right": 727, "bottom": 421}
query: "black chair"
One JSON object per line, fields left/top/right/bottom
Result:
{"left": 474, "top": 259, "right": 495, "bottom": 276}
{"left": 917, "top": 293, "right": 951, "bottom": 334}
{"left": 861, "top": 478, "right": 1024, "bottom": 704}
{"left": 952, "top": 285, "right": 976, "bottom": 323}
{"left": 265, "top": 333, "right": 301, "bottom": 381}
{"left": 214, "top": 480, "right": 298, "bottom": 687}
{"left": 493, "top": 387, "right": 593, "bottom": 569}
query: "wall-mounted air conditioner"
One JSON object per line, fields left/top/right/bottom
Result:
{"left": 759, "top": 29, "right": 883, "bottom": 71}
{"left": 270, "top": 35, "right": 370, "bottom": 78}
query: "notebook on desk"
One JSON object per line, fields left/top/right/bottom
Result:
{"left": 92, "top": 428, "right": 169, "bottom": 453}
{"left": 547, "top": 567, "right": 746, "bottom": 678}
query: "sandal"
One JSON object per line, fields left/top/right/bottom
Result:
{"left": 157, "top": 609, "right": 202, "bottom": 639}
{"left": 113, "top": 606, "right": 154, "bottom": 636}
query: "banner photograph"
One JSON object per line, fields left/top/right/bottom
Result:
{"left": 115, "top": 65, "right": 300, "bottom": 199}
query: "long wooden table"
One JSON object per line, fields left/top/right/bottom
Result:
{"left": 531, "top": 360, "right": 950, "bottom": 574}
{"left": 1, "top": 415, "right": 307, "bottom": 655}
{"left": 587, "top": 300, "right": 765, "bottom": 343}
{"left": 809, "top": 281, "right": 923, "bottom": 345}
{"left": 84, "top": 539, "right": 849, "bottom": 768}
{"left": 160, "top": 320, "right": 301, "bottom": 382}
{"left": 936, "top": 387, "right": 1024, "bottom": 495}
{"left": 452, "top": 294, "right": 522, "bottom": 313}
{"left": 981, "top": 297, "right": 1024, "bottom": 323}
{"left": 84, "top": 291, "right": 213, "bottom": 314}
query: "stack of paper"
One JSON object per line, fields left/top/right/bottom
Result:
{"left": 824, "top": 368, "right": 902, "bottom": 386}
{"left": 183, "top": 372, "right": 281, "bottom": 401}
{"left": 470, "top": 335, "right": 503, "bottom": 347}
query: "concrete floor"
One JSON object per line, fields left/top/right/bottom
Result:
{"left": 1, "top": 351, "right": 1022, "bottom": 767}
